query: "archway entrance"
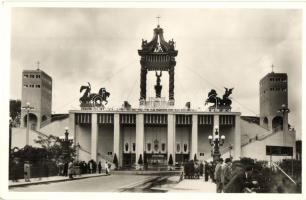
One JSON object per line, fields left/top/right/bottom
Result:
{"left": 272, "top": 116, "right": 283, "bottom": 131}
{"left": 263, "top": 117, "right": 269, "bottom": 129}
{"left": 23, "top": 113, "right": 38, "bottom": 130}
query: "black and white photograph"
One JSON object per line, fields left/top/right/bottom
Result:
{"left": 0, "top": 2, "right": 304, "bottom": 199}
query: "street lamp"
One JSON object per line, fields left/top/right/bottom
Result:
{"left": 21, "top": 102, "right": 34, "bottom": 146}
{"left": 75, "top": 142, "right": 80, "bottom": 162}
{"left": 62, "top": 127, "right": 72, "bottom": 162}
{"left": 208, "top": 126, "right": 225, "bottom": 162}
{"left": 277, "top": 104, "right": 293, "bottom": 176}
{"left": 277, "top": 104, "right": 290, "bottom": 133}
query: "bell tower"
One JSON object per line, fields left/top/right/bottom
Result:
{"left": 138, "top": 24, "right": 178, "bottom": 107}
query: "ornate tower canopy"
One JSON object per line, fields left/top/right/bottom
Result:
{"left": 138, "top": 25, "right": 178, "bottom": 71}
{"left": 138, "top": 24, "right": 178, "bottom": 106}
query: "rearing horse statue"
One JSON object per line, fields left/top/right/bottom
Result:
{"left": 79, "top": 82, "right": 91, "bottom": 105}
{"left": 205, "top": 87, "right": 234, "bottom": 111}
{"left": 79, "top": 82, "right": 110, "bottom": 107}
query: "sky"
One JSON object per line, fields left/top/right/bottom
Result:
{"left": 10, "top": 8, "right": 302, "bottom": 139}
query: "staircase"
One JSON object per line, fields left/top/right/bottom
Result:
{"left": 241, "top": 126, "right": 284, "bottom": 148}
{"left": 78, "top": 145, "right": 115, "bottom": 168}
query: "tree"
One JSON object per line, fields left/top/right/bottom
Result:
{"left": 9, "top": 99, "right": 21, "bottom": 120}
{"left": 168, "top": 154, "right": 174, "bottom": 165}
{"left": 34, "top": 134, "right": 75, "bottom": 163}
{"left": 138, "top": 154, "right": 143, "bottom": 165}
{"left": 113, "top": 153, "right": 118, "bottom": 169}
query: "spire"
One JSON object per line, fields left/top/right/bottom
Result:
{"left": 156, "top": 15, "right": 161, "bottom": 28}
{"left": 271, "top": 64, "right": 274, "bottom": 73}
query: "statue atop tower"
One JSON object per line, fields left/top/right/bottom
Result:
{"left": 138, "top": 22, "right": 178, "bottom": 107}
{"left": 154, "top": 71, "right": 162, "bottom": 98}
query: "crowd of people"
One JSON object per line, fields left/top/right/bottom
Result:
{"left": 183, "top": 160, "right": 203, "bottom": 179}
{"left": 11, "top": 159, "right": 112, "bottom": 182}
{"left": 56, "top": 159, "right": 112, "bottom": 179}
{"left": 210, "top": 157, "right": 263, "bottom": 193}
{"left": 181, "top": 157, "right": 264, "bottom": 193}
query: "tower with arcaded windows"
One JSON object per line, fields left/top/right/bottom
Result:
{"left": 259, "top": 72, "right": 288, "bottom": 130}
{"left": 21, "top": 69, "right": 52, "bottom": 130}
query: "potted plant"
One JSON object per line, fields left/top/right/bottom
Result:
{"left": 138, "top": 154, "right": 143, "bottom": 170}
{"left": 194, "top": 154, "right": 198, "bottom": 162}
{"left": 143, "top": 151, "right": 148, "bottom": 170}
{"left": 113, "top": 153, "right": 119, "bottom": 170}
{"left": 168, "top": 154, "right": 174, "bottom": 171}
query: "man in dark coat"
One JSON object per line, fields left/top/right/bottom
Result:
{"left": 214, "top": 158, "right": 224, "bottom": 193}
{"left": 63, "top": 162, "right": 68, "bottom": 176}
{"left": 98, "top": 161, "right": 102, "bottom": 174}
{"left": 199, "top": 161, "right": 204, "bottom": 177}
{"left": 222, "top": 158, "right": 232, "bottom": 190}
{"left": 204, "top": 161, "right": 209, "bottom": 182}
{"left": 223, "top": 163, "right": 253, "bottom": 193}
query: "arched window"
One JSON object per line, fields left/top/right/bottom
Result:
{"left": 125, "top": 143, "right": 129, "bottom": 152}
{"left": 162, "top": 143, "right": 166, "bottom": 152}
{"left": 132, "top": 143, "right": 136, "bottom": 152}
{"left": 272, "top": 116, "right": 283, "bottom": 130}
{"left": 147, "top": 143, "right": 151, "bottom": 151}
{"left": 154, "top": 139, "right": 159, "bottom": 152}
{"left": 176, "top": 144, "right": 180, "bottom": 152}
{"left": 184, "top": 144, "right": 188, "bottom": 152}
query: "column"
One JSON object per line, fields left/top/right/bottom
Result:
{"left": 191, "top": 114, "right": 198, "bottom": 160}
{"left": 136, "top": 114, "right": 144, "bottom": 165}
{"left": 91, "top": 113, "right": 98, "bottom": 161}
{"left": 69, "top": 112, "right": 76, "bottom": 146}
{"left": 140, "top": 64, "right": 147, "bottom": 100}
{"left": 169, "top": 67, "right": 175, "bottom": 101}
{"left": 167, "top": 114, "right": 175, "bottom": 161}
{"left": 234, "top": 114, "right": 241, "bottom": 160}
{"left": 113, "top": 114, "right": 121, "bottom": 167}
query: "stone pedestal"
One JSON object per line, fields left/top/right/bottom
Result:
{"left": 91, "top": 113, "right": 98, "bottom": 161}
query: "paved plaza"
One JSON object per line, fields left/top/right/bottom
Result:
{"left": 169, "top": 179, "right": 215, "bottom": 193}
{"left": 9, "top": 174, "right": 216, "bottom": 193}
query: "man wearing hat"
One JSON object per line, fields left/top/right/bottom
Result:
{"left": 214, "top": 158, "right": 224, "bottom": 193}
{"left": 24, "top": 161, "right": 31, "bottom": 182}
{"left": 221, "top": 158, "right": 232, "bottom": 191}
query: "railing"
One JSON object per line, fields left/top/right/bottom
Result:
{"left": 40, "top": 114, "right": 69, "bottom": 128}
{"left": 40, "top": 118, "right": 52, "bottom": 128}
{"left": 272, "top": 161, "right": 296, "bottom": 185}
{"left": 241, "top": 125, "right": 289, "bottom": 148}
{"left": 30, "top": 128, "right": 49, "bottom": 138}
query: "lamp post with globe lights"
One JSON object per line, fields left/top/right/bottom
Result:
{"left": 277, "top": 104, "right": 290, "bottom": 143}
{"left": 208, "top": 126, "right": 225, "bottom": 162}
{"left": 277, "top": 104, "right": 294, "bottom": 176}
{"left": 61, "top": 127, "right": 73, "bottom": 163}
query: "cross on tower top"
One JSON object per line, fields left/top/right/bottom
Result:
{"left": 156, "top": 15, "right": 161, "bottom": 27}
{"left": 36, "top": 61, "right": 40, "bottom": 70}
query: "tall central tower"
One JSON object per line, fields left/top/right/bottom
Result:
{"left": 138, "top": 25, "right": 178, "bottom": 106}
